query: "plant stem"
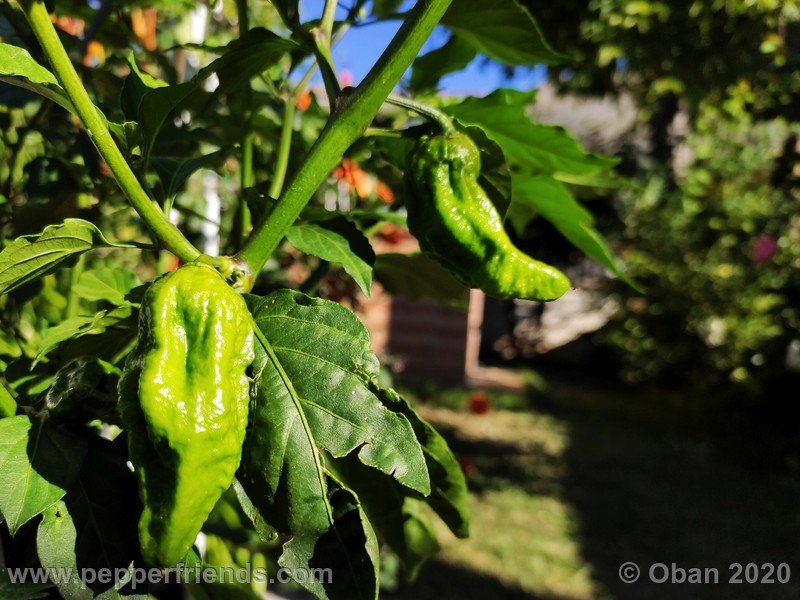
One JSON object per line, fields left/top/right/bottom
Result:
{"left": 234, "top": 0, "right": 253, "bottom": 246}
{"left": 268, "top": 97, "right": 296, "bottom": 199}
{"left": 385, "top": 93, "right": 455, "bottom": 132}
{"left": 320, "top": 0, "right": 337, "bottom": 42}
{"left": 237, "top": 0, "right": 453, "bottom": 281}
{"left": 301, "top": 0, "right": 341, "bottom": 103}
{"left": 20, "top": 0, "right": 204, "bottom": 264}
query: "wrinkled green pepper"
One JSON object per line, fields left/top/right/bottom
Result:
{"left": 406, "top": 132, "right": 571, "bottom": 301}
{"left": 119, "top": 264, "right": 253, "bottom": 567}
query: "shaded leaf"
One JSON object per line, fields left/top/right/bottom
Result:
{"left": 270, "top": 0, "right": 300, "bottom": 24}
{"left": 372, "top": 386, "right": 470, "bottom": 539}
{"left": 122, "top": 29, "right": 296, "bottom": 157}
{"left": 42, "top": 357, "right": 121, "bottom": 425}
{"left": 372, "top": 0, "right": 403, "bottom": 17}
{"left": 121, "top": 57, "right": 196, "bottom": 159}
{"left": 441, "top": 0, "right": 567, "bottom": 66}
{"left": 444, "top": 89, "right": 618, "bottom": 177}
{"left": 200, "top": 28, "right": 297, "bottom": 100}
{"left": 0, "top": 44, "right": 139, "bottom": 151}
{"left": 0, "top": 571, "right": 53, "bottom": 599}
{"left": 231, "top": 479, "right": 278, "bottom": 544}
{"left": 151, "top": 151, "right": 225, "bottom": 199}
{"left": 331, "top": 455, "right": 439, "bottom": 579}
{"left": 286, "top": 218, "right": 376, "bottom": 295}
{"left": 409, "top": 35, "right": 476, "bottom": 93}
{"left": 0, "top": 416, "right": 87, "bottom": 534}
{"left": 510, "top": 174, "right": 637, "bottom": 288}
{"left": 36, "top": 435, "right": 144, "bottom": 599}
{"left": 0, "top": 220, "right": 133, "bottom": 296}
{"left": 373, "top": 253, "right": 469, "bottom": 310}
{"left": 301, "top": 206, "right": 407, "bottom": 228}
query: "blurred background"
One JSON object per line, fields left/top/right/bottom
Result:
{"left": 3, "top": 0, "right": 800, "bottom": 598}
{"left": 328, "top": 1, "right": 800, "bottom": 598}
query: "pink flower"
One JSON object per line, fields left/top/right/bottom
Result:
{"left": 753, "top": 235, "right": 778, "bottom": 265}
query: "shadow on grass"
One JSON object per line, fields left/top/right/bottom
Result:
{"left": 561, "top": 400, "right": 800, "bottom": 600}
{"left": 389, "top": 559, "right": 544, "bottom": 600}
{"left": 398, "top": 378, "right": 800, "bottom": 599}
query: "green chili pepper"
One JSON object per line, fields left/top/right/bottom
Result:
{"left": 406, "top": 132, "right": 571, "bottom": 301}
{"left": 119, "top": 264, "right": 253, "bottom": 567}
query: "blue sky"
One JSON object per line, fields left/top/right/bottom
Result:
{"left": 299, "top": 0, "right": 547, "bottom": 95}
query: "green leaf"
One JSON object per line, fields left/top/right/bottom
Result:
{"left": 0, "top": 571, "right": 53, "bottom": 600}
{"left": 1, "top": 381, "right": 16, "bottom": 418}
{"left": 36, "top": 435, "right": 144, "bottom": 599}
{"left": 510, "top": 174, "right": 637, "bottom": 288}
{"left": 198, "top": 28, "right": 297, "bottom": 100}
{"left": 331, "top": 455, "right": 439, "bottom": 579}
{"left": 0, "top": 45, "right": 137, "bottom": 150}
{"left": 444, "top": 89, "right": 618, "bottom": 177}
{"left": 286, "top": 218, "right": 376, "bottom": 295}
{"left": 409, "top": 35, "right": 476, "bottom": 93}
{"left": 440, "top": 0, "right": 567, "bottom": 66}
{"left": 122, "top": 29, "right": 296, "bottom": 158}
{"left": 0, "top": 43, "right": 73, "bottom": 112}
{"left": 151, "top": 151, "right": 225, "bottom": 199}
{"left": 0, "top": 219, "right": 132, "bottom": 296}
{"left": 37, "top": 502, "right": 95, "bottom": 600}
{"left": 372, "top": 0, "right": 403, "bottom": 17}
{"left": 74, "top": 269, "right": 139, "bottom": 306}
{"left": 36, "top": 306, "right": 134, "bottom": 360}
{"left": 120, "top": 57, "right": 196, "bottom": 160}
{"left": 231, "top": 479, "right": 278, "bottom": 544}
{"left": 373, "top": 253, "right": 469, "bottom": 310}
{"left": 239, "top": 290, "right": 430, "bottom": 599}
{"left": 269, "top": 0, "right": 300, "bottom": 24}
{"left": 300, "top": 205, "right": 408, "bottom": 228}
{"left": 374, "top": 386, "right": 470, "bottom": 539}
{"left": 0, "top": 415, "right": 87, "bottom": 534}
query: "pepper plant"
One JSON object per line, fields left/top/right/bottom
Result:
{"left": 0, "top": 0, "right": 624, "bottom": 598}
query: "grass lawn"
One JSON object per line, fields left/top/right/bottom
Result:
{"left": 388, "top": 376, "right": 800, "bottom": 600}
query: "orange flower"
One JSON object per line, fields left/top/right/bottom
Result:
{"left": 53, "top": 15, "right": 85, "bottom": 37}
{"left": 376, "top": 180, "right": 394, "bottom": 204}
{"left": 131, "top": 7, "right": 158, "bottom": 51}
{"left": 296, "top": 91, "right": 312, "bottom": 112}
{"left": 82, "top": 40, "right": 106, "bottom": 67}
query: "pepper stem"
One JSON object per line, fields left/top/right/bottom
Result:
{"left": 385, "top": 94, "right": 455, "bottom": 133}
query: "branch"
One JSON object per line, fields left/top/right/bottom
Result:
{"left": 236, "top": 0, "right": 453, "bottom": 281}
{"left": 19, "top": 0, "right": 205, "bottom": 265}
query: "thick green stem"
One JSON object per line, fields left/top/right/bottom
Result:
{"left": 237, "top": 0, "right": 453, "bottom": 280}
{"left": 268, "top": 98, "right": 296, "bottom": 199}
{"left": 20, "top": 0, "right": 204, "bottom": 264}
